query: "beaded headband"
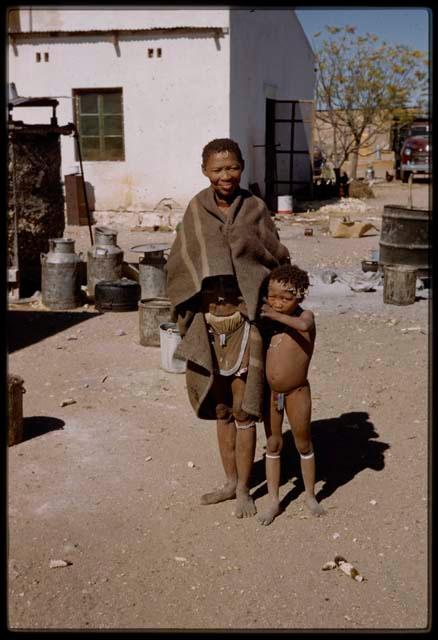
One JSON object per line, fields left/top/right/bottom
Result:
{"left": 285, "top": 287, "right": 308, "bottom": 297}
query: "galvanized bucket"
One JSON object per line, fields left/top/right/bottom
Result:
{"left": 138, "top": 297, "right": 172, "bottom": 347}
{"left": 159, "top": 322, "right": 186, "bottom": 373}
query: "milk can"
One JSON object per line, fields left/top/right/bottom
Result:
{"left": 41, "top": 238, "right": 82, "bottom": 309}
{"left": 131, "top": 243, "right": 170, "bottom": 299}
{"left": 87, "top": 226, "right": 124, "bottom": 299}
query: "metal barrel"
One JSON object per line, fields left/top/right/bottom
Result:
{"left": 379, "top": 205, "right": 430, "bottom": 277}
{"left": 41, "top": 238, "right": 82, "bottom": 309}
{"left": 139, "top": 251, "right": 167, "bottom": 299}
{"left": 138, "top": 297, "right": 172, "bottom": 347}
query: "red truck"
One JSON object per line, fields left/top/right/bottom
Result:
{"left": 391, "top": 116, "right": 431, "bottom": 182}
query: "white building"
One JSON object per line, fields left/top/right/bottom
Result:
{"left": 8, "top": 7, "right": 315, "bottom": 226}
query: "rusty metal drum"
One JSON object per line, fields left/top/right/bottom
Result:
{"left": 379, "top": 205, "right": 430, "bottom": 278}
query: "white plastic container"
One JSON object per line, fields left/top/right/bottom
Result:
{"left": 159, "top": 322, "right": 186, "bottom": 373}
{"left": 277, "top": 195, "right": 293, "bottom": 213}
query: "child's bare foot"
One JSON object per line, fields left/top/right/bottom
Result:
{"left": 200, "top": 483, "right": 236, "bottom": 505}
{"left": 305, "top": 494, "right": 326, "bottom": 516}
{"left": 257, "top": 500, "right": 281, "bottom": 526}
{"left": 235, "top": 490, "right": 256, "bottom": 518}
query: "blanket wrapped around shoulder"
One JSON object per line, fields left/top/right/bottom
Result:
{"left": 166, "top": 186, "right": 290, "bottom": 420}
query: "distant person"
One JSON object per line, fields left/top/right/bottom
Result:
{"left": 257, "top": 263, "right": 325, "bottom": 525}
{"left": 166, "top": 138, "right": 290, "bottom": 518}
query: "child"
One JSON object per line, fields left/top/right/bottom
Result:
{"left": 166, "top": 139, "right": 290, "bottom": 519}
{"left": 257, "top": 263, "right": 325, "bottom": 525}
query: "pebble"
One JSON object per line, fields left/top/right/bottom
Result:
{"left": 116, "top": 330, "right": 127, "bottom": 336}
{"left": 187, "top": 461, "right": 195, "bottom": 468}
{"left": 49, "top": 559, "right": 72, "bottom": 569}
{"left": 60, "top": 399, "right": 76, "bottom": 407}
{"left": 370, "top": 499, "right": 377, "bottom": 505}
{"left": 145, "top": 456, "right": 152, "bottom": 462}
{"left": 67, "top": 336, "right": 78, "bottom": 341}
{"left": 332, "top": 532, "right": 340, "bottom": 539}
{"left": 174, "top": 556, "right": 187, "bottom": 562}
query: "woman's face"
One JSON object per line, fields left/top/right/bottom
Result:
{"left": 202, "top": 151, "right": 243, "bottom": 201}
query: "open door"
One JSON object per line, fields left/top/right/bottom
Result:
{"left": 265, "top": 99, "right": 314, "bottom": 211}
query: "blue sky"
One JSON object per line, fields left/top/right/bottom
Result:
{"left": 295, "top": 8, "right": 430, "bottom": 54}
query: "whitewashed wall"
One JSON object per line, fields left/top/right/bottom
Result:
{"left": 20, "top": 7, "right": 229, "bottom": 31}
{"left": 8, "top": 8, "right": 315, "bottom": 222}
{"left": 229, "top": 9, "right": 315, "bottom": 195}
{"left": 8, "top": 8, "right": 231, "bottom": 218}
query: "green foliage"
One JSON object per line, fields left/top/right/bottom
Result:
{"left": 313, "top": 25, "right": 429, "bottom": 173}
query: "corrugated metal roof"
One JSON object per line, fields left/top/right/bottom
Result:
{"left": 8, "top": 26, "right": 228, "bottom": 38}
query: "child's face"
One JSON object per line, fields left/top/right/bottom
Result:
{"left": 202, "top": 151, "right": 242, "bottom": 199}
{"left": 267, "top": 279, "right": 300, "bottom": 316}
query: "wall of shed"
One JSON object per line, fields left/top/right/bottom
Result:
{"left": 8, "top": 11, "right": 231, "bottom": 219}
{"left": 229, "top": 9, "right": 315, "bottom": 197}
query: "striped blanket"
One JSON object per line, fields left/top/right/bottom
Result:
{"left": 166, "top": 186, "right": 290, "bottom": 420}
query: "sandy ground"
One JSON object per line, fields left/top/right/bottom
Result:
{"left": 7, "top": 179, "right": 431, "bottom": 631}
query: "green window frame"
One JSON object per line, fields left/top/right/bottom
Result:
{"left": 73, "top": 88, "right": 125, "bottom": 161}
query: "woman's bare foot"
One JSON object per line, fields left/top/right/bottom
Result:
{"left": 235, "top": 490, "right": 257, "bottom": 518}
{"left": 257, "top": 500, "right": 281, "bottom": 526}
{"left": 305, "top": 494, "right": 326, "bottom": 516}
{"left": 200, "top": 482, "right": 236, "bottom": 505}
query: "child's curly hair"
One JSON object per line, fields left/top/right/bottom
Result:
{"left": 269, "top": 264, "right": 310, "bottom": 298}
{"left": 202, "top": 138, "right": 244, "bottom": 168}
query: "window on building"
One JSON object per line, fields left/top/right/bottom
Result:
{"left": 73, "top": 88, "right": 125, "bottom": 161}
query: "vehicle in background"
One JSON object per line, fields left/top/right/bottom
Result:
{"left": 400, "top": 129, "right": 431, "bottom": 183}
{"left": 390, "top": 116, "right": 431, "bottom": 181}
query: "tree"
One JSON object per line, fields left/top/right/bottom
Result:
{"left": 313, "top": 25, "right": 428, "bottom": 178}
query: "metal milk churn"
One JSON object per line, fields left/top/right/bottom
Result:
{"left": 41, "top": 238, "right": 82, "bottom": 309}
{"left": 131, "top": 243, "right": 170, "bottom": 299}
{"left": 87, "top": 226, "right": 124, "bottom": 299}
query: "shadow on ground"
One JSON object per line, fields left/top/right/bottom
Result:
{"left": 22, "top": 416, "right": 65, "bottom": 442}
{"left": 250, "top": 411, "right": 390, "bottom": 509}
{"left": 7, "top": 310, "right": 100, "bottom": 353}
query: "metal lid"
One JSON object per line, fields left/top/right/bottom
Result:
{"left": 130, "top": 243, "right": 170, "bottom": 254}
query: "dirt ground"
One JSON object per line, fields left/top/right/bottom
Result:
{"left": 7, "top": 179, "right": 431, "bottom": 631}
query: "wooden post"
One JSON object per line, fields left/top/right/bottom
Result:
{"left": 383, "top": 265, "right": 417, "bottom": 305}
{"left": 8, "top": 374, "right": 25, "bottom": 446}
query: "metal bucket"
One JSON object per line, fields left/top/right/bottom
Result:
{"left": 138, "top": 297, "right": 172, "bottom": 347}
{"left": 379, "top": 205, "right": 430, "bottom": 277}
{"left": 87, "top": 226, "right": 123, "bottom": 299}
{"left": 41, "top": 238, "right": 82, "bottom": 310}
{"left": 277, "top": 195, "right": 293, "bottom": 213}
{"left": 159, "top": 322, "right": 186, "bottom": 373}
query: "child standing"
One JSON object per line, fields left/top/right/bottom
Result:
{"left": 257, "top": 264, "right": 325, "bottom": 525}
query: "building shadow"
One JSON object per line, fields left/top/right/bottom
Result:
{"left": 22, "top": 416, "right": 65, "bottom": 442}
{"left": 7, "top": 310, "right": 100, "bottom": 353}
{"left": 250, "top": 411, "right": 389, "bottom": 509}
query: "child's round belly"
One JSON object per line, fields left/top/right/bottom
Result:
{"left": 265, "top": 342, "right": 309, "bottom": 392}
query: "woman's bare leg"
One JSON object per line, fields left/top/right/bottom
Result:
{"left": 201, "top": 417, "right": 237, "bottom": 504}
{"left": 232, "top": 376, "right": 257, "bottom": 518}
